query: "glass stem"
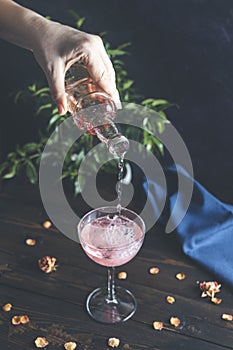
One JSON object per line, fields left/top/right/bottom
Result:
{"left": 107, "top": 267, "right": 116, "bottom": 302}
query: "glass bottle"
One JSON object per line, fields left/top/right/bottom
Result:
{"left": 65, "top": 63, "right": 129, "bottom": 157}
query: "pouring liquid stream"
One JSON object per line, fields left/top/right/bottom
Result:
{"left": 116, "top": 155, "right": 125, "bottom": 215}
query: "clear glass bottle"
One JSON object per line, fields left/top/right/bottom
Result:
{"left": 65, "top": 63, "right": 129, "bottom": 157}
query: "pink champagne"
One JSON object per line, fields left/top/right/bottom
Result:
{"left": 65, "top": 63, "right": 129, "bottom": 158}
{"left": 80, "top": 215, "right": 144, "bottom": 267}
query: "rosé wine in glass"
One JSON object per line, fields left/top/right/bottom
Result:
{"left": 78, "top": 206, "right": 145, "bottom": 324}
{"left": 79, "top": 214, "right": 144, "bottom": 267}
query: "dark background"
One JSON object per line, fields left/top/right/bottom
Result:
{"left": 0, "top": 0, "right": 233, "bottom": 202}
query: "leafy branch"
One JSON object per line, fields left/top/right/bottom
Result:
{"left": 0, "top": 12, "right": 175, "bottom": 195}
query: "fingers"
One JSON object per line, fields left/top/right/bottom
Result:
{"left": 39, "top": 30, "right": 121, "bottom": 115}
{"left": 45, "top": 58, "right": 67, "bottom": 115}
{"left": 87, "top": 59, "right": 121, "bottom": 108}
{"left": 84, "top": 35, "right": 122, "bottom": 108}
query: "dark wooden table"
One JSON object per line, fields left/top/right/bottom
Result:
{"left": 0, "top": 182, "right": 232, "bottom": 350}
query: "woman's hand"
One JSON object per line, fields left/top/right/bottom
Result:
{"left": 31, "top": 21, "right": 121, "bottom": 114}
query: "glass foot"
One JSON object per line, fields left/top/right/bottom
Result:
{"left": 86, "top": 286, "right": 137, "bottom": 323}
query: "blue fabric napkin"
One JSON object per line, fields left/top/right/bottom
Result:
{"left": 143, "top": 165, "right": 233, "bottom": 288}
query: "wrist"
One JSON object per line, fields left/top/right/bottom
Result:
{"left": 0, "top": 0, "right": 49, "bottom": 51}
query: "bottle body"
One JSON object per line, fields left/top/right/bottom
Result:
{"left": 65, "top": 63, "right": 129, "bottom": 157}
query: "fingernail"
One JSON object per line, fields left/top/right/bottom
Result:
{"left": 58, "top": 104, "right": 66, "bottom": 115}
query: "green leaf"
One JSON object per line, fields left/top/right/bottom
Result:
{"left": 157, "top": 110, "right": 167, "bottom": 119}
{"left": 112, "top": 59, "right": 124, "bottom": 65}
{"left": 76, "top": 17, "right": 85, "bottom": 28}
{"left": 25, "top": 161, "right": 38, "bottom": 184}
{"left": 141, "top": 98, "right": 177, "bottom": 115}
{"left": 117, "top": 42, "right": 131, "bottom": 50}
{"left": 141, "top": 98, "right": 169, "bottom": 106}
{"left": 16, "top": 145, "right": 26, "bottom": 157}
{"left": 157, "top": 121, "right": 165, "bottom": 134}
{"left": 0, "top": 162, "right": 8, "bottom": 175}
{"left": 36, "top": 103, "right": 53, "bottom": 115}
{"left": 152, "top": 137, "right": 164, "bottom": 155}
{"left": 32, "top": 87, "right": 50, "bottom": 97}
{"left": 69, "top": 10, "right": 82, "bottom": 20}
{"left": 6, "top": 152, "right": 17, "bottom": 162}
{"left": 74, "top": 175, "right": 85, "bottom": 195}
{"left": 122, "top": 80, "right": 134, "bottom": 90}
{"left": 22, "top": 143, "right": 39, "bottom": 154}
{"left": 107, "top": 49, "right": 129, "bottom": 57}
{"left": 28, "top": 84, "right": 37, "bottom": 92}
{"left": 2, "top": 163, "right": 18, "bottom": 179}
{"left": 48, "top": 113, "right": 61, "bottom": 127}
{"left": 75, "top": 150, "right": 85, "bottom": 165}
{"left": 14, "top": 90, "right": 25, "bottom": 104}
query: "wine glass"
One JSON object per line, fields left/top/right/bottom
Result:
{"left": 77, "top": 206, "right": 146, "bottom": 324}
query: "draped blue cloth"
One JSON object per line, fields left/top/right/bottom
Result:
{"left": 143, "top": 165, "right": 233, "bottom": 288}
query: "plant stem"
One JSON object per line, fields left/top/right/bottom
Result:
{"left": 107, "top": 267, "right": 116, "bottom": 302}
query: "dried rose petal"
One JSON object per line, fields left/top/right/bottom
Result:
{"left": 152, "top": 321, "right": 163, "bottom": 330}
{"left": 25, "top": 238, "right": 36, "bottom": 246}
{"left": 176, "top": 272, "right": 186, "bottom": 280}
{"left": 38, "top": 256, "right": 57, "bottom": 273}
{"left": 11, "top": 316, "right": 21, "bottom": 325}
{"left": 42, "top": 220, "right": 52, "bottom": 229}
{"left": 170, "top": 316, "right": 181, "bottom": 327}
{"left": 34, "top": 337, "right": 49, "bottom": 348}
{"left": 64, "top": 342, "right": 77, "bottom": 350}
{"left": 20, "top": 315, "right": 30, "bottom": 324}
{"left": 211, "top": 297, "right": 222, "bottom": 305}
{"left": 117, "top": 271, "right": 127, "bottom": 280}
{"left": 149, "top": 267, "right": 160, "bottom": 275}
{"left": 108, "top": 337, "right": 120, "bottom": 348}
{"left": 166, "top": 296, "right": 176, "bottom": 304}
{"left": 2, "top": 303, "right": 12, "bottom": 312}
{"left": 198, "top": 281, "right": 221, "bottom": 299}
{"left": 221, "top": 313, "right": 233, "bottom": 321}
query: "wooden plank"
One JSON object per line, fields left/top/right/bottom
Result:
{"left": 0, "top": 226, "right": 232, "bottom": 348}
{"left": 0, "top": 187, "right": 233, "bottom": 349}
{"left": 0, "top": 284, "right": 232, "bottom": 350}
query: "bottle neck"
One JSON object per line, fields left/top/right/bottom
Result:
{"left": 93, "top": 119, "right": 119, "bottom": 144}
{"left": 94, "top": 123, "right": 129, "bottom": 158}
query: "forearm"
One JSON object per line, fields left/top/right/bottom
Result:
{"left": 0, "top": 0, "right": 121, "bottom": 111}
{"left": 0, "top": 0, "right": 48, "bottom": 51}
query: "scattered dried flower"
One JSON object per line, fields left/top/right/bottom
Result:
{"left": 2, "top": 303, "right": 12, "bottom": 312}
{"left": 211, "top": 297, "right": 222, "bottom": 305}
{"left": 117, "top": 271, "right": 127, "bottom": 280}
{"left": 176, "top": 273, "right": 186, "bottom": 280}
{"left": 34, "top": 337, "right": 49, "bottom": 348}
{"left": 108, "top": 337, "right": 120, "bottom": 348}
{"left": 20, "top": 315, "right": 30, "bottom": 324}
{"left": 170, "top": 316, "right": 181, "bottom": 327}
{"left": 221, "top": 313, "right": 233, "bottom": 321}
{"left": 38, "top": 256, "right": 57, "bottom": 273}
{"left": 198, "top": 281, "right": 221, "bottom": 299}
{"left": 25, "top": 238, "right": 36, "bottom": 246}
{"left": 166, "top": 296, "right": 176, "bottom": 304}
{"left": 149, "top": 267, "right": 160, "bottom": 275}
{"left": 42, "top": 220, "right": 52, "bottom": 229}
{"left": 64, "top": 342, "right": 77, "bottom": 350}
{"left": 152, "top": 321, "right": 163, "bottom": 330}
{"left": 11, "top": 316, "right": 21, "bottom": 325}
